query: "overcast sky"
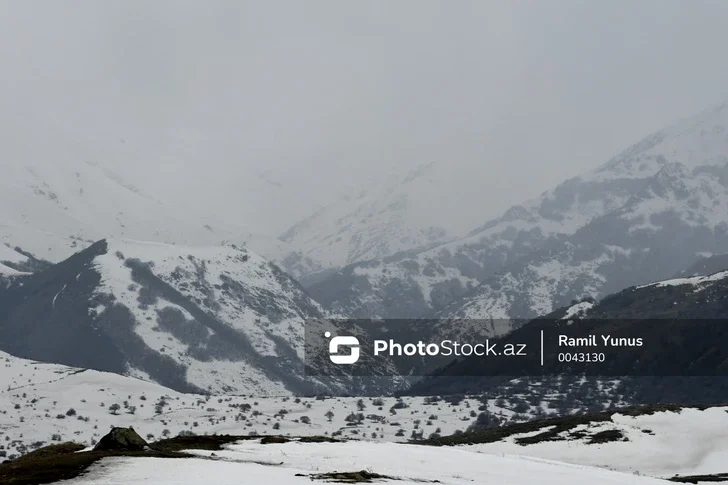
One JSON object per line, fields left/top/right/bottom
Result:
{"left": 2, "top": 0, "right": 728, "bottom": 233}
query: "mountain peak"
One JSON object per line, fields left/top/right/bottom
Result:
{"left": 592, "top": 102, "right": 728, "bottom": 183}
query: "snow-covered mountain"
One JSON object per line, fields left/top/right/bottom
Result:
{"left": 280, "top": 161, "right": 497, "bottom": 272}
{"left": 0, "top": 156, "right": 324, "bottom": 278}
{"left": 308, "top": 103, "right": 728, "bottom": 320}
{"left": 0, "top": 238, "right": 402, "bottom": 396}
{"left": 562, "top": 263, "right": 728, "bottom": 320}
{"left": 439, "top": 162, "right": 728, "bottom": 321}
{"left": 2, "top": 104, "right": 452, "bottom": 280}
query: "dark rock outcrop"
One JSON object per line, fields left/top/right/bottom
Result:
{"left": 93, "top": 427, "right": 149, "bottom": 452}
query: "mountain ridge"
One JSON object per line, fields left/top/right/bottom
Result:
{"left": 307, "top": 102, "right": 728, "bottom": 321}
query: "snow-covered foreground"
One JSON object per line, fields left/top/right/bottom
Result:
{"left": 466, "top": 407, "right": 728, "bottom": 479}
{"left": 4, "top": 349, "right": 728, "bottom": 482}
{"left": 63, "top": 440, "right": 663, "bottom": 485}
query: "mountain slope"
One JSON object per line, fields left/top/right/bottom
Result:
{"left": 569, "top": 266, "right": 728, "bottom": 319}
{"left": 280, "top": 161, "right": 494, "bottom": 272}
{"left": 440, "top": 162, "right": 728, "bottom": 321}
{"left": 0, "top": 244, "right": 31, "bottom": 275}
{"left": 0, "top": 348, "right": 572, "bottom": 459}
{"left": 408, "top": 264, "right": 728, "bottom": 400}
{"left": 0, "top": 157, "right": 322, "bottom": 278}
{"left": 422, "top": 293, "right": 728, "bottom": 387}
{"left": 0, "top": 239, "right": 370, "bottom": 395}
{"left": 309, "top": 103, "right": 728, "bottom": 319}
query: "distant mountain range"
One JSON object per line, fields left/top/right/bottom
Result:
{"left": 6, "top": 103, "right": 728, "bottom": 326}
{"left": 0, "top": 157, "right": 328, "bottom": 278}
{"left": 2, "top": 102, "right": 728, "bottom": 397}
{"left": 307, "top": 103, "right": 728, "bottom": 322}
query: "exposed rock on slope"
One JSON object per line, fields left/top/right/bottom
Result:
{"left": 94, "top": 427, "right": 149, "bottom": 451}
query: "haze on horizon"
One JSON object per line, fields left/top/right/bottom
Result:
{"left": 2, "top": 0, "right": 728, "bottom": 235}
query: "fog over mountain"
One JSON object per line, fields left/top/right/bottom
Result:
{"left": 3, "top": 0, "right": 728, "bottom": 236}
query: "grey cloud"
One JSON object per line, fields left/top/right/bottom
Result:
{"left": 2, "top": 0, "right": 728, "bottom": 233}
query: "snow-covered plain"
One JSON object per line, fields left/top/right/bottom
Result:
{"left": 61, "top": 440, "right": 665, "bottom": 485}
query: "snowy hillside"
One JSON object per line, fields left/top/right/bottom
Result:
{"left": 309, "top": 103, "right": 728, "bottom": 321}
{"left": 0, "top": 244, "right": 30, "bottom": 276}
{"left": 1, "top": 105, "right": 446, "bottom": 280}
{"left": 548, "top": 263, "right": 728, "bottom": 321}
{"left": 0, "top": 157, "right": 322, "bottom": 278}
{"left": 1, "top": 349, "right": 721, "bottom": 483}
{"left": 410, "top": 265, "right": 728, "bottom": 400}
{"left": 281, "top": 162, "right": 492, "bottom": 271}
{"left": 0, "top": 239, "right": 405, "bottom": 396}
{"left": 0, "top": 349, "right": 562, "bottom": 460}
{"left": 454, "top": 405, "right": 728, "bottom": 481}
{"left": 0, "top": 349, "right": 665, "bottom": 485}
{"left": 442, "top": 160, "right": 728, "bottom": 320}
